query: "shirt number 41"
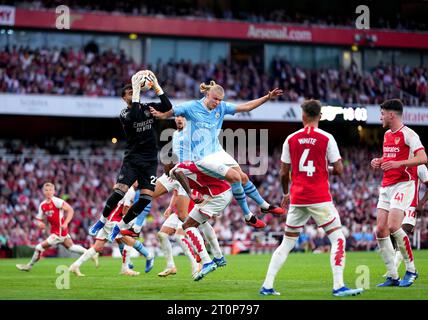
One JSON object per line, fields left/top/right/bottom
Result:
{"left": 394, "top": 192, "right": 404, "bottom": 202}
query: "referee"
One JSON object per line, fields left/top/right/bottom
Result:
{"left": 89, "top": 71, "right": 172, "bottom": 242}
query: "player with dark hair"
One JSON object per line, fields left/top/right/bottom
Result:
{"left": 88, "top": 71, "right": 172, "bottom": 242}
{"left": 371, "top": 98, "right": 427, "bottom": 287}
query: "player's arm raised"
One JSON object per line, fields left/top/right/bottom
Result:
{"left": 234, "top": 88, "right": 283, "bottom": 113}
{"left": 61, "top": 201, "right": 74, "bottom": 230}
{"left": 147, "top": 71, "right": 173, "bottom": 112}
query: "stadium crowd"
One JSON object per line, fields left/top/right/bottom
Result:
{"left": 5, "top": 0, "right": 428, "bottom": 31}
{"left": 1, "top": 45, "right": 427, "bottom": 106}
{"left": 1, "top": 140, "right": 427, "bottom": 258}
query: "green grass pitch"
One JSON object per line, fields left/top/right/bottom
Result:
{"left": 1, "top": 251, "right": 427, "bottom": 300}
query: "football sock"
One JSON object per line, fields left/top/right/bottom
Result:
{"left": 123, "top": 194, "right": 152, "bottom": 224}
{"left": 134, "top": 202, "right": 152, "bottom": 233}
{"left": 133, "top": 240, "right": 152, "bottom": 259}
{"left": 243, "top": 180, "right": 269, "bottom": 209}
{"left": 377, "top": 236, "right": 399, "bottom": 279}
{"left": 176, "top": 234, "right": 199, "bottom": 272}
{"left": 328, "top": 230, "right": 346, "bottom": 290}
{"left": 29, "top": 243, "right": 45, "bottom": 266}
{"left": 262, "top": 235, "right": 297, "bottom": 289}
{"left": 118, "top": 242, "right": 125, "bottom": 256}
{"left": 185, "top": 227, "right": 211, "bottom": 264}
{"left": 101, "top": 189, "right": 125, "bottom": 218}
{"left": 231, "top": 182, "right": 252, "bottom": 220}
{"left": 158, "top": 232, "right": 175, "bottom": 268}
{"left": 68, "top": 245, "right": 87, "bottom": 255}
{"left": 394, "top": 250, "right": 403, "bottom": 270}
{"left": 391, "top": 228, "right": 416, "bottom": 273}
{"left": 121, "top": 245, "right": 132, "bottom": 271}
{"left": 198, "top": 222, "right": 222, "bottom": 259}
{"left": 73, "top": 247, "right": 97, "bottom": 267}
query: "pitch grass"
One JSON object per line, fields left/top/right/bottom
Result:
{"left": 1, "top": 251, "right": 427, "bottom": 300}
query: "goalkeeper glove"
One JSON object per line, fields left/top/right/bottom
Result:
{"left": 147, "top": 71, "right": 164, "bottom": 96}
{"left": 131, "top": 71, "right": 146, "bottom": 102}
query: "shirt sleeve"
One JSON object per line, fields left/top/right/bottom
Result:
{"left": 52, "top": 197, "right": 65, "bottom": 209}
{"left": 406, "top": 130, "right": 424, "bottom": 155}
{"left": 327, "top": 136, "right": 341, "bottom": 163}
{"left": 418, "top": 165, "right": 428, "bottom": 184}
{"left": 223, "top": 101, "right": 237, "bottom": 115}
{"left": 172, "top": 101, "right": 193, "bottom": 117}
{"left": 280, "top": 137, "right": 291, "bottom": 164}
{"left": 36, "top": 204, "right": 44, "bottom": 220}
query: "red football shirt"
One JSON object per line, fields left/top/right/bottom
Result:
{"left": 281, "top": 126, "right": 341, "bottom": 205}
{"left": 174, "top": 161, "right": 231, "bottom": 197}
{"left": 381, "top": 125, "right": 424, "bottom": 187}
{"left": 36, "top": 196, "right": 68, "bottom": 237}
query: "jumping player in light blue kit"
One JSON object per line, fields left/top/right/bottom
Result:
{"left": 150, "top": 80, "right": 285, "bottom": 228}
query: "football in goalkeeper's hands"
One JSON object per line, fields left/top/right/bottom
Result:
{"left": 139, "top": 70, "right": 154, "bottom": 91}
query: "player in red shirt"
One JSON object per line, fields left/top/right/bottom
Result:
{"left": 389, "top": 165, "right": 428, "bottom": 272}
{"left": 260, "top": 99, "right": 363, "bottom": 297}
{"left": 16, "top": 182, "right": 98, "bottom": 272}
{"left": 167, "top": 160, "right": 232, "bottom": 281}
{"left": 371, "top": 99, "right": 427, "bottom": 287}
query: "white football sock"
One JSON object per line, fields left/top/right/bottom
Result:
{"left": 262, "top": 235, "right": 297, "bottom": 289}
{"left": 391, "top": 228, "right": 416, "bottom": 273}
{"left": 68, "top": 245, "right": 87, "bottom": 255}
{"left": 394, "top": 250, "right": 403, "bottom": 270}
{"left": 327, "top": 230, "right": 346, "bottom": 290}
{"left": 158, "top": 232, "right": 175, "bottom": 269}
{"left": 260, "top": 201, "right": 270, "bottom": 210}
{"left": 198, "top": 222, "right": 222, "bottom": 259}
{"left": 121, "top": 245, "right": 132, "bottom": 271}
{"left": 73, "top": 247, "right": 97, "bottom": 268}
{"left": 29, "top": 243, "right": 45, "bottom": 266}
{"left": 377, "top": 236, "right": 399, "bottom": 279}
{"left": 176, "top": 234, "right": 199, "bottom": 272}
{"left": 185, "top": 227, "right": 211, "bottom": 264}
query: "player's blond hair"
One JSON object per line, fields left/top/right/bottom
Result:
{"left": 199, "top": 80, "right": 224, "bottom": 96}
{"left": 42, "top": 182, "right": 55, "bottom": 189}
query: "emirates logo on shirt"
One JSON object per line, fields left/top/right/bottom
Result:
{"left": 395, "top": 137, "right": 401, "bottom": 144}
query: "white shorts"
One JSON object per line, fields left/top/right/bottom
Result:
{"left": 403, "top": 207, "right": 416, "bottom": 227}
{"left": 162, "top": 213, "right": 184, "bottom": 230}
{"left": 95, "top": 220, "right": 123, "bottom": 241}
{"left": 189, "top": 190, "right": 233, "bottom": 224}
{"left": 47, "top": 234, "right": 71, "bottom": 246}
{"left": 195, "top": 150, "right": 238, "bottom": 179}
{"left": 285, "top": 202, "right": 342, "bottom": 233}
{"left": 157, "top": 173, "right": 187, "bottom": 196}
{"left": 377, "top": 181, "right": 415, "bottom": 212}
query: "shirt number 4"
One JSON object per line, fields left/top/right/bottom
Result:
{"left": 299, "top": 149, "right": 316, "bottom": 177}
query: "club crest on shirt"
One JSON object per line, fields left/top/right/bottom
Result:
{"left": 144, "top": 109, "right": 151, "bottom": 117}
{"left": 394, "top": 137, "right": 400, "bottom": 145}
{"left": 215, "top": 112, "right": 220, "bottom": 119}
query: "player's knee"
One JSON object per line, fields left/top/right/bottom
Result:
{"left": 402, "top": 224, "right": 414, "bottom": 234}
{"left": 158, "top": 231, "right": 168, "bottom": 240}
{"left": 376, "top": 227, "right": 389, "bottom": 239}
{"left": 240, "top": 172, "right": 249, "bottom": 184}
{"left": 35, "top": 243, "right": 45, "bottom": 252}
{"left": 226, "top": 170, "right": 241, "bottom": 183}
{"left": 114, "top": 184, "right": 129, "bottom": 194}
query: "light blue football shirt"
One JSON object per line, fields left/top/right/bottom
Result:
{"left": 172, "top": 128, "right": 192, "bottom": 162}
{"left": 173, "top": 98, "right": 237, "bottom": 161}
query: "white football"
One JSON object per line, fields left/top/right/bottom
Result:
{"left": 139, "top": 70, "right": 153, "bottom": 91}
